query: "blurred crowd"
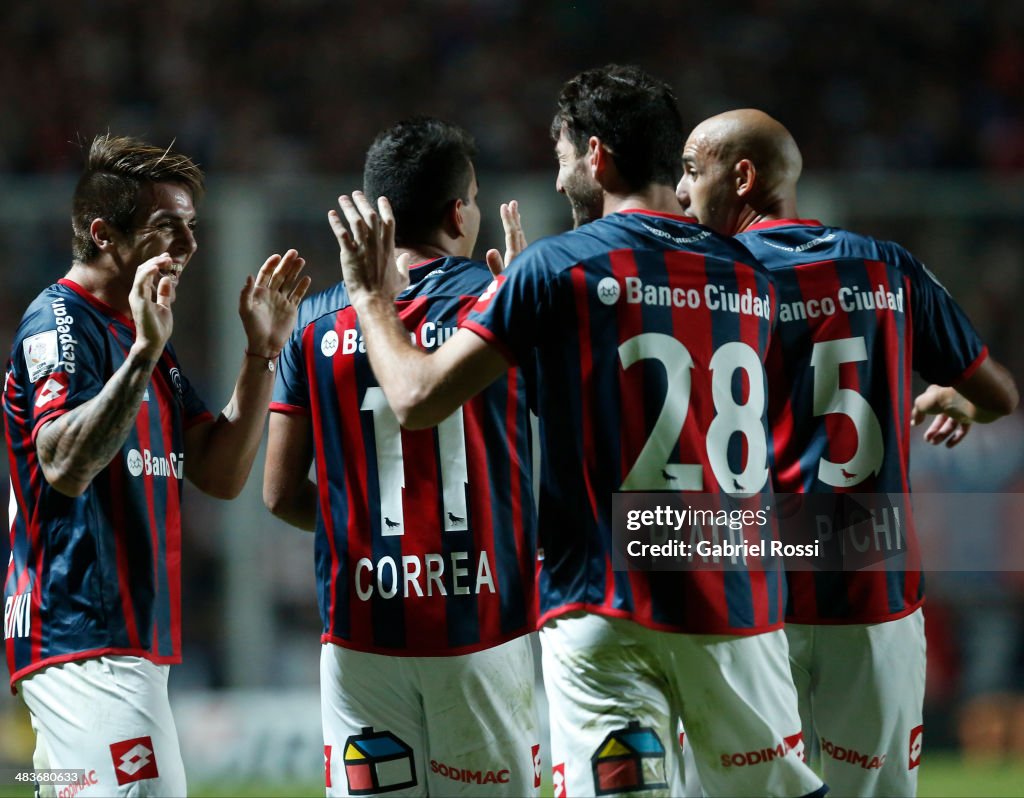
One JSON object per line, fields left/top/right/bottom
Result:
{"left": 1, "top": 0, "right": 1023, "bottom": 765}
{"left": 2, "top": 0, "right": 1023, "bottom": 177}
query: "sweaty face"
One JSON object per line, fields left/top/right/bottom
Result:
{"left": 114, "top": 182, "right": 198, "bottom": 285}
{"left": 555, "top": 129, "right": 603, "bottom": 228}
{"left": 676, "top": 130, "right": 736, "bottom": 235}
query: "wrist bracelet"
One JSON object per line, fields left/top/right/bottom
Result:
{"left": 245, "top": 350, "right": 278, "bottom": 373}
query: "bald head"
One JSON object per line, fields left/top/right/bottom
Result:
{"left": 677, "top": 108, "right": 802, "bottom": 235}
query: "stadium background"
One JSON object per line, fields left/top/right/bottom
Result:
{"left": 1, "top": 1, "right": 1023, "bottom": 795}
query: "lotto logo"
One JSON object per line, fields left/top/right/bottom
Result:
{"left": 34, "top": 373, "right": 68, "bottom": 410}
{"left": 909, "top": 725, "right": 923, "bottom": 769}
{"left": 552, "top": 763, "right": 566, "bottom": 798}
{"left": 110, "top": 736, "right": 159, "bottom": 785}
{"left": 532, "top": 744, "right": 542, "bottom": 788}
{"left": 325, "top": 745, "right": 333, "bottom": 788}
{"left": 472, "top": 275, "right": 505, "bottom": 312}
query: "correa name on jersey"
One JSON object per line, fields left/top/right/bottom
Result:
{"left": 3, "top": 279, "right": 213, "bottom": 688}
{"left": 738, "top": 219, "right": 988, "bottom": 624}
{"left": 271, "top": 256, "right": 536, "bottom": 656}
{"left": 463, "top": 210, "right": 786, "bottom": 636}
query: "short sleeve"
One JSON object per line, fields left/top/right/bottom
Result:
{"left": 271, "top": 323, "right": 310, "bottom": 414}
{"left": 460, "top": 250, "right": 553, "bottom": 366}
{"left": 16, "top": 301, "right": 107, "bottom": 440}
{"left": 902, "top": 248, "right": 987, "bottom": 385}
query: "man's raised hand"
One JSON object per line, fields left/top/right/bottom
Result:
{"left": 329, "top": 192, "right": 409, "bottom": 305}
{"left": 485, "top": 200, "right": 527, "bottom": 276}
{"left": 239, "top": 249, "right": 311, "bottom": 359}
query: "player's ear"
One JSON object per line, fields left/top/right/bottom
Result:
{"left": 735, "top": 159, "right": 756, "bottom": 198}
{"left": 446, "top": 198, "right": 467, "bottom": 239}
{"left": 587, "top": 136, "right": 604, "bottom": 179}
{"left": 90, "top": 218, "right": 118, "bottom": 252}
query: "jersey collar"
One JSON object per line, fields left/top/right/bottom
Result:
{"left": 618, "top": 208, "right": 701, "bottom": 224}
{"left": 58, "top": 278, "right": 135, "bottom": 327}
{"left": 745, "top": 218, "right": 824, "bottom": 231}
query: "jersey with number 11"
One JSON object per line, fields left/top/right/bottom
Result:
{"left": 272, "top": 257, "right": 536, "bottom": 655}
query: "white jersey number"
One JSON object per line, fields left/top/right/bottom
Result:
{"left": 618, "top": 333, "right": 768, "bottom": 496}
{"left": 360, "top": 387, "right": 469, "bottom": 535}
{"left": 809, "top": 336, "right": 884, "bottom": 486}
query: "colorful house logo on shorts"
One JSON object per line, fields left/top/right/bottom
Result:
{"left": 343, "top": 727, "right": 417, "bottom": 794}
{"left": 590, "top": 721, "right": 667, "bottom": 794}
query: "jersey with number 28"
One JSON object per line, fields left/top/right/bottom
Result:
{"left": 464, "top": 210, "right": 783, "bottom": 636}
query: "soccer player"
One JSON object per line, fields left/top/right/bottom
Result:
{"left": 2, "top": 134, "right": 310, "bottom": 797}
{"left": 675, "top": 108, "right": 1019, "bottom": 796}
{"left": 263, "top": 118, "right": 541, "bottom": 797}
{"left": 326, "top": 67, "right": 826, "bottom": 798}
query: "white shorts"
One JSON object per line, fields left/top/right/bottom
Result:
{"left": 786, "top": 608, "right": 926, "bottom": 797}
{"left": 18, "top": 656, "right": 187, "bottom": 797}
{"left": 320, "top": 636, "right": 541, "bottom": 797}
{"left": 540, "top": 612, "right": 824, "bottom": 798}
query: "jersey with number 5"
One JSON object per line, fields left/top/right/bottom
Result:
{"left": 464, "top": 210, "right": 782, "bottom": 635}
{"left": 271, "top": 257, "right": 536, "bottom": 655}
{"left": 738, "top": 219, "right": 987, "bottom": 623}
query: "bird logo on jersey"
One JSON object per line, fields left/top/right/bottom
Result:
{"left": 596, "top": 277, "right": 621, "bottom": 306}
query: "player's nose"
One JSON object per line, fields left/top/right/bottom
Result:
{"left": 675, "top": 177, "right": 689, "bottom": 209}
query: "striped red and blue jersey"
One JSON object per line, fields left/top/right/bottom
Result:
{"left": 3, "top": 279, "right": 212, "bottom": 689}
{"left": 463, "top": 210, "right": 784, "bottom": 635}
{"left": 271, "top": 256, "right": 537, "bottom": 656}
{"left": 738, "top": 219, "right": 988, "bottom": 624}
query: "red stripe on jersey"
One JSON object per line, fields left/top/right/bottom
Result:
{"left": 665, "top": 250, "right": 723, "bottom": 631}
{"left": 334, "top": 312, "right": 374, "bottom": 645}
{"left": 133, "top": 368, "right": 161, "bottom": 653}
{"left": 954, "top": 346, "right": 989, "bottom": 384}
{"left": 397, "top": 304, "right": 448, "bottom": 649}
{"left": 397, "top": 421, "right": 447, "bottom": 649}
{"left": 871, "top": 263, "right": 919, "bottom": 606}
{"left": 464, "top": 395, "right": 501, "bottom": 642}
{"left": 569, "top": 267, "right": 600, "bottom": 522}
{"left": 305, "top": 323, "right": 342, "bottom": 640}
{"left": 156, "top": 351, "right": 183, "bottom": 656}
{"left": 609, "top": 250, "right": 652, "bottom": 620}
{"left": 504, "top": 370, "right": 529, "bottom": 611}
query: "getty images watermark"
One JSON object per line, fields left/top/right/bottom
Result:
{"left": 611, "top": 493, "right": 921, "bottom": 572}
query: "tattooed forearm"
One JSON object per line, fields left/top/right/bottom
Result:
{"left": 36, "top": 351, "right": 159, "bottom": 496}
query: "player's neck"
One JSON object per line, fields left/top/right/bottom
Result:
{"left": 604, "top": 184, "right": 683, "bottom": 218}
{"left": 734, "top": 194, "right": 799, "bottom": 233}
{"left": 65, "top": 260, "right": 132, "bottom": 314}
{"left": 397, "top": 245, "right": 456, "bottom": 267}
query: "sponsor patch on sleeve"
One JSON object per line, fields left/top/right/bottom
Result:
{"left": 23, "top": 330, "right": 59, "bottom": 382}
